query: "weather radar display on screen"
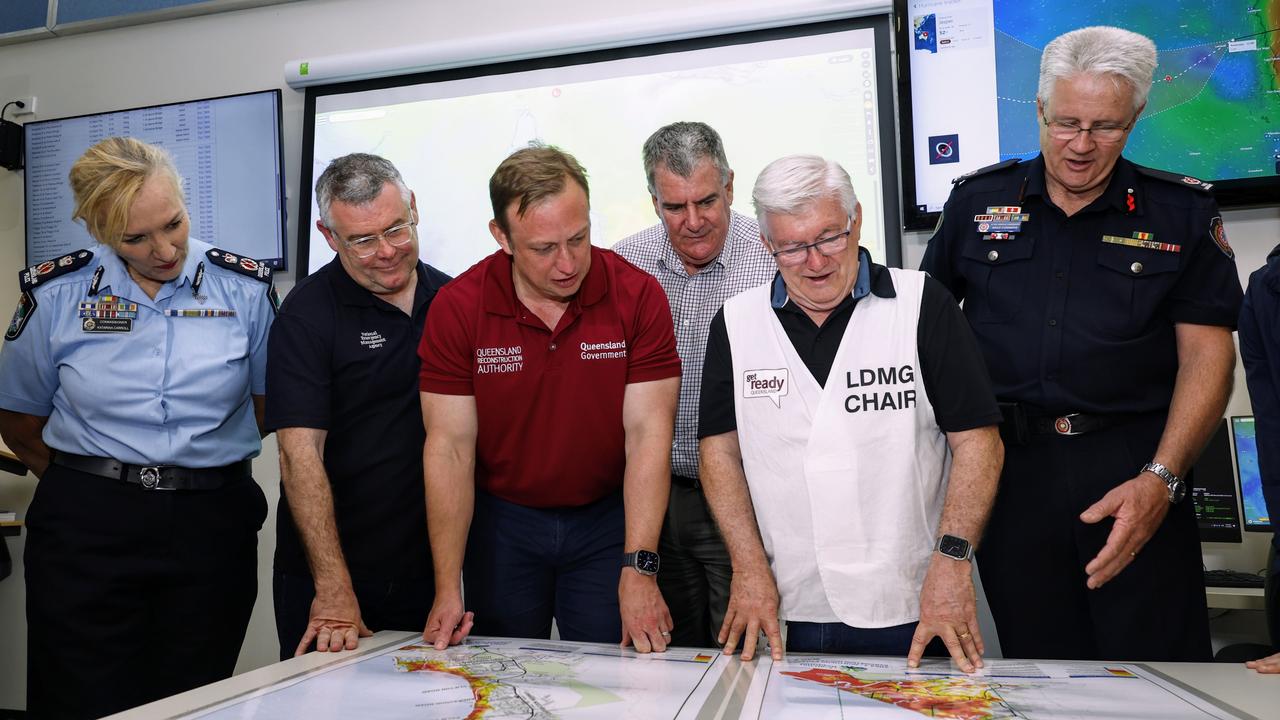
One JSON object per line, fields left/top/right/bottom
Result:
{"left": 899, "top": 0, "right": 1280, "bottom": 227}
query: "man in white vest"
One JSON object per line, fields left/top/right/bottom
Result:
{"left": 698, "top": 155, "right": 1004, "bottom": 671}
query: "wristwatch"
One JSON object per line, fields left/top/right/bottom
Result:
{"left": 622, "top": 550, "right": 660, "bottom": 576}
{"left": 936, "top": 534, "right": 973, "bottom": 561}
{"left": 1141, "top": 462, "right": 1186, "bottom": 504}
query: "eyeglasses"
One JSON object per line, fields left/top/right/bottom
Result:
{"left": 1042, "top": 115, "right": 1134, "bottom": 143}
{"left": 332, "top": 209, "right": 417, "bottom": 259}
{"left": 769, "top": 217, "right": 853, "bottom": 267}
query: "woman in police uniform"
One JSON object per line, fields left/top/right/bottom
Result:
{"left": 0, "top": 137, "right": 275, "bottom": 718}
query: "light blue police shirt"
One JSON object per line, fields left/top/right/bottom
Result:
{"left": 0, "top": 238, "right": 273, "bottom": 467}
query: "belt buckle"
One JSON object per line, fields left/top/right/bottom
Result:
{"left": 1053, "top": 414, "right": 1084, "bottom": 436}
{"left": 139, "top": 466, "right": 162, "bottom": 490}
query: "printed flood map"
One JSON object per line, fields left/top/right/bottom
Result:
{"left": 184, "top": 636, "right": 1255, "bottom": 719}
{"left": 748, "top": 655, "right": 1251, "bottom": 719}
{"left": 189, "top": 637, "right": 732, "bottom": 720}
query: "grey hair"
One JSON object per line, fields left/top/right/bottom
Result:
{"left": 1038, "top": 26, "right": 1157, "bottom": 112}
{"left": 315, "top": 153, "right": 412, "bottom": 228}
{"left": 751, "top": 155, "right": 857, "bottom": 237}
{"left": 642, "top": 121, "right": 731, "bottom": 195}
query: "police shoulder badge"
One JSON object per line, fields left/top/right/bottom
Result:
{"left": 18, "top": 250, "right": 94, "bottom": 292}
{"left": 1209, "top": 216, "right": 1233, "bottom": 259}
{"left": 1132, "top": 164, "right": 1214, "bottom": 192}
{"left": 5, "top": 292, "right": 35, "bottom": 341}
{"left": 207, "top": 248, "right": 274, "bottom": 283}
{"left": 207, "top": 248, "right": 277, "bottom": 315}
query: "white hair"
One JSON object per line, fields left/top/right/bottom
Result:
{"left": 751, "top": 155, "right": 857, "bottom": 237}
{"left": 1039, "top": 26, "right": 1157, "bottom": 112}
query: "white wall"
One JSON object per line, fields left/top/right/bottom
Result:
{"left": 0, "top": 0, "right": 766, "bottom": 709}
{"left": 0, "top": 0, "right": 1277, "bottom": 710}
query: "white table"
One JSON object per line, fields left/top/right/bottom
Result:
{"left": 108, "top": 630, "right": 1278, "bottom": 719}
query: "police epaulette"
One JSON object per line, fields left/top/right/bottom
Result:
{"left": 19, "top": 249, "right": 94, "bottom": 291}
{"left": 207, "top": 248, "right": 274, "bottom": 283}
{"left": 1132, "top": 164, "right": 1214, "bottom": 192}
{"left": 952, "top": 158, "right": 1022, "bottom": 186}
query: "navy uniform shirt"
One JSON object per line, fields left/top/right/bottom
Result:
{"left": 920, "top": 155, "right": 1243, "bottom": 416}
{"left": 1238, "top": 244, "right": 1280, "bottom": 557}
{"left": 0, "top": 239, "right": 274, "bottom": 466}
{"left": 265, "top": 257, "right": 451, "bottom": 581}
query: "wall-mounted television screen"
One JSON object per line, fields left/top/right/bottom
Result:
{"left": 23, "top": 89, "right": 287, "bottom": 268}
{"left": 895, "top": 0, "right": 1280, "bottom": 230}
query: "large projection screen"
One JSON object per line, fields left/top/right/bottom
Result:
{"left": 300, "top": 16, "right": 901, "bottom": 279}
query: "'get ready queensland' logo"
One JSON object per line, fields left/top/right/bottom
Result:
{"left": 743, "top": 368, "right": 788, "bottom": 408}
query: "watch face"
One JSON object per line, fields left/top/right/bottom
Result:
{"left": 938, "top": 535, "right": 970, "bottom": 559}
{"left": 634, "top": 550, "right": 660, "bottom": 575}
{"left": 1170, "top": 479, "right": 1187, "bottom": 504}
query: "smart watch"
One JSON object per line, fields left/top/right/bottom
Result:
{"left": 1141, "top": 462, "right": 1186, "bottom": 504}
{"left": 622, "top": 550, "right": 660, "bottom": 576}
{"left": 936, "top": 534, "right": 973, "bottom": 561}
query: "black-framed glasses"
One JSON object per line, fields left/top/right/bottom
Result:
{"left": 1042, "top": 114, "right": 1135, "bottom": 143}
{"left": 769, "top": 217, "right": 852, "bottom": 267}
{"left": 332, "top": 208, "right": 418, "bottom": 259}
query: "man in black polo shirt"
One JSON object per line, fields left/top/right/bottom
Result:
{"left": 699, "top": 155, "right": 1003, "bottom": 668}
{"left": 266, "top": 153, "right": 451, "bottom": 659}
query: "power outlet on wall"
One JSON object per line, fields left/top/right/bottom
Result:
{"left": 12, "top": 96, "right": 36, "bottom": 117}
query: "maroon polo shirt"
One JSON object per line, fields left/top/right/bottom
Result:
{"left": 419, "top": 247, "right": 680, "bottom": 508}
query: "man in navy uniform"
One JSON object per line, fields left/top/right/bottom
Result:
{"left": 1238, "top": 247, "right": 1280, "bottom": 674}
{"left": 266, "top": 153, "right": 451, "bottom": 659}
{"left": 921, "top": 26, "right": 1242, "bottom": 661}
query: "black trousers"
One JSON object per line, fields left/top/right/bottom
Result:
{"left": 657, "top": 482, "right": 732, "bottom": 648}
{"left": 979, "top": 413, "right": 1211, "bottom": 661}
{"left": 25, "top": 463, "right": 266, "bottom": 719}
{"left": 273, "top": 571, "right": 434, "bottom": 661}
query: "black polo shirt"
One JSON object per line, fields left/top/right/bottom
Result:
{"left": 920, "top": 155, "right": 1243, "bottom": 416}
{"left": 266, "top": 257, "right": 451, "bottom": 580}
{"left": 698, "top": 252, "right": 1001, "bottom": 438}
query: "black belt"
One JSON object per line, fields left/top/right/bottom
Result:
{"left": 1027, "top": 413, "right": 1127, "bottom": 436}
{"left": 671, "top": 474, "right": 701, "bottom": 489}
{"left": 51, "top": 451, "right": 251, "bottom": 491}
{"left": 998, "top": 402, "right": 1140, "bottom": 445}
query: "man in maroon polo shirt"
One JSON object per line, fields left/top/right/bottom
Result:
{"left": 419, "top": 145, "right": 681, "bottom": 652}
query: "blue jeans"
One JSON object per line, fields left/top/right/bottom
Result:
{"left": 465, "top": 490, "right": 624, "bottom": 642}
{"left": 787, "top": 620, "right": 946, "bottom": 656}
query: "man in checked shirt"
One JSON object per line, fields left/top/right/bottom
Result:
{"left": 613, "top": 122, "right": 775, "bottom": 647}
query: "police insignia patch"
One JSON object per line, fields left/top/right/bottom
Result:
{"left": 206, "top": 248, "right": 273, "bottom": 283}
{"left": 1210, "top": 216, "right": 1233, "bottom": 258}
{"left": 19, "top": 250, "right": 94, "bottom": 291}
{"left": 5, "top": 291, "right": 35, "bottom": 341}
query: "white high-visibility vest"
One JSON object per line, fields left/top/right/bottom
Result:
{"left": 723, "top": 268, "right": 949, "bottom": 627}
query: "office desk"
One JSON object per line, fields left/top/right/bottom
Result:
{"left": 108, "top": 630, "right": 1278, "bottom": 720}
{"left": 0, "top": 448, "right": 23, "bottom": 476}
{"left": 1208, "top": 586, "right": 1268, "bottom": 611}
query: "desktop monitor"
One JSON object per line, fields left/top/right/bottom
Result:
{"left": 23, "top": 89, "right": 288, "bottom": 269}
{"left": 1192, "top": 418, "right": 1243, "bottom": 543}
{"left": 1231, "top": 415, "right": 1275, "bottom": 533}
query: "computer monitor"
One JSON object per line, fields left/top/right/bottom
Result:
{"left": 23, "top": 89, "right": 288, "bottom": 269}
{"left": 1231, "top": 416, "right": 1275, "bottom": 533}
{"left": 1192, "top": 419, "right": 1243, "bottom": 543}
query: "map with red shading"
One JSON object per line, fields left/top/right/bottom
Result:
{"left": 191, "top": 636, "right": 729, "bottom": 720}
{"left": 781, "top": 666, "right": 1016, "bottom": 719}
{"left": 753, "top": 656, "right": 1251, "bottom": 719}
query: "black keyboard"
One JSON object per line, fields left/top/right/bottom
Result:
{"left": 1203, "top": 569, "right": 1265, "bottom": 589}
